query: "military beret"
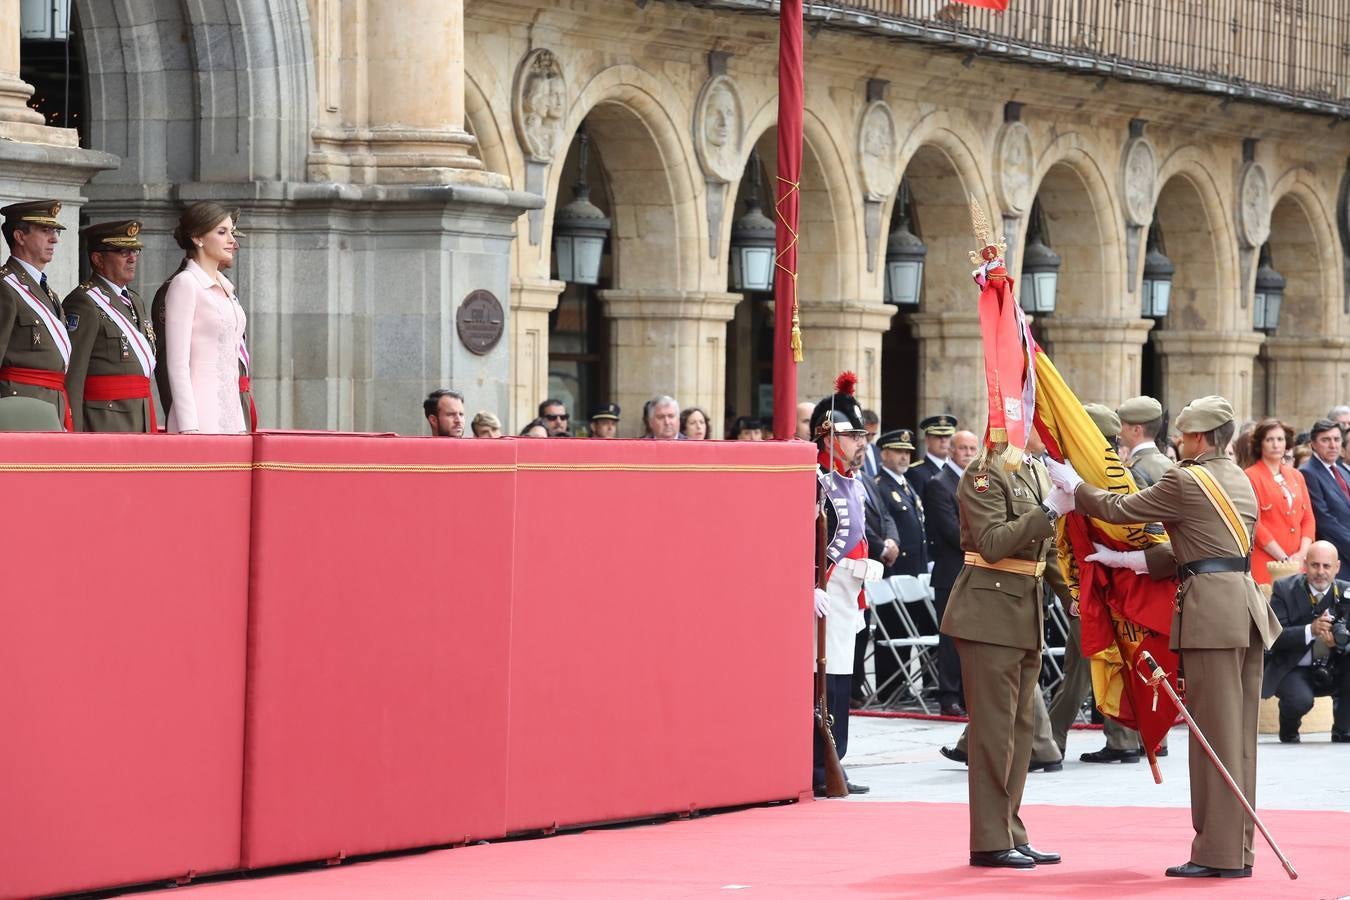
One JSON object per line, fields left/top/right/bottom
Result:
{"left": 1, "top": 199, "right": 65, "bottom": 230}
{"left": 1117, "top": 395, "right": 1163, "bottom": 425}
{"left": 1083, "top": 403, "right": 1121, "bottom": 439}
{"left": 81, "top": 219, "right": 144, "bottom": 251}
{"left": 589, "top": 402, "right": 620, "bottom": 421}
{"left": 919, "top": 414, "right": 957, "bottom": 436}
{"left": 877, "top": 428, "right": 916, "bottom": 451}
{"left": 1176, "top": 395, "right": 1235, "bottom": 434}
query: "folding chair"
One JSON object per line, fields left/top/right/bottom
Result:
{"left": 861, "top": 575, "right": 938, "bottom": 711}
{"left": 1040, "top": 585, "right": 1070, "bottom": 703}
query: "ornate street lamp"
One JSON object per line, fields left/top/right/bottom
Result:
{"left": 553, "top": 124, "right": 611, "bottom": 286}
{"left": 884, "top": 179, "right": 927, "bottom": 307}
{"left": 1253, "top": 242, "right": 1286, "bottom": 333}
{"left": 1019, "top": 199, "right": 1061, "bottom": 314}
{"left": 728, "top": 150, "right": 777, "bottom": 293}
{"left": 1140, "top": 223, "right": 1174, "bottom": 319}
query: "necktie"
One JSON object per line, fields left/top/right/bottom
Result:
{"left": 1332, "top": 464, "right": 1350, "bottom": 503}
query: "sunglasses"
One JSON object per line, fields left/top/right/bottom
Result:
{"left": 544, "top": 413, "right": 569, "bottom": 421}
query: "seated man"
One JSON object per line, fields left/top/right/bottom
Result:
{"left": 1262, "top": 540, "right": 1350, "bottom": 743}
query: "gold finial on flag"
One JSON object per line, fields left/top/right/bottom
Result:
{"left": 967, "top": 195, "right": 1007, "bottom": 268}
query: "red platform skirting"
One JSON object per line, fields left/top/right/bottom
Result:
{"left": 0, "top": 433, "right": 817, "bottom": 899}
{"left": 0, "top": 434, "right": 254, "bottom": 900}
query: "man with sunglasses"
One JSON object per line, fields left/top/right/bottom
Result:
{"left": 538, "top": 398, "right": 570, "bottom": 437}
{"left": 63, "top": 220, "right": 157, "bottom": 432}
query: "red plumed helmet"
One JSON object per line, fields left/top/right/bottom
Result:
{"left": 810, "top": 371, "right": 866, "bottom": 439}
{"left": 834, "top": 371, "right": 858, "bottom": 396}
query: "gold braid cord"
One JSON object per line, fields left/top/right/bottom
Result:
{"left": 776, "top": 175, "right": 804, "bottom": 363}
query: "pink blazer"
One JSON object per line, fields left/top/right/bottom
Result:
{"left": 164, "top": 260, "right": 246, "bottom": 435}
{"left": 1244, "top": 461, "right": 1315, "bottom": 584}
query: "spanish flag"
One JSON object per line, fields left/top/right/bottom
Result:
{"left": 952, "top": 0, "right": 1009, "bottom": 9}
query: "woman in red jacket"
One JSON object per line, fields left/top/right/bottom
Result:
{"left": 1244, "top": 418, "right": 1315, "bottom": 585}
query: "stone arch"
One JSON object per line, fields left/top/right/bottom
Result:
{"left": 1152, "top": 147, "right": 1239, "bottom": 330}
{"left": 1268, "top": 171, "right": 1343, "bottom": 337}
{"left": 463, "top": 72, "right": 512, "bottom": 187}
{"left": 76, "top": 0, "right": 315, "bottom": 186}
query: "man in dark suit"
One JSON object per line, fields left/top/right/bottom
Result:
{"left": 1262, "top": 540, "right": 1350, "bottom": 742}
{"left": 861, "top": 408, "right": 881, "bottom": 479}
{"left": 925, "top": 428, "right": 979, "bottom": 716}
{"left": 906, "top": 413, "right": 957, "bottom": 496}
{"left": 870, "top": 428, "right": 929, "bottom": 703}
{"left": 852, "top": 463, "right": 901, "bottom": 704}
{"left": 1300, "top": 419, "right": 1350, "bottom": 580}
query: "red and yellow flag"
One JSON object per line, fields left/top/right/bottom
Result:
{"left": 952, "top": 0, "right": 1009, "bottom": 9}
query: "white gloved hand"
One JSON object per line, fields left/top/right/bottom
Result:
{"left": 813, "top": 587, "right": 830, "bottom": 618}
{"left": 1046, "top": 456, "right": 1084, "bottom": 493}
{"left": 1044, "top": 485, "right": 1076, "bottom": 516}
{"left": 1084, "top": 541, "right": 1149, "bottom": 575}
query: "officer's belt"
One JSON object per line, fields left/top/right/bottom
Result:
{"left": 963, "top": 552, "right": 1045, "bottom": 578}
{"left": 1177, "top": 556, "right": 1249, "bottom": 579}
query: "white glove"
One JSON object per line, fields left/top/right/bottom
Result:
{"left": 1046, "top": 456, "right": 1084, "bottom": 493}
{"left": 1084, "top": 541, "right": 1148, "bottom": 575}
{"left": 1044, "top": 485, "right": 1076, "bottom": 516}
{"left": 813, "top": 587, "right": 830, "bottom": 618}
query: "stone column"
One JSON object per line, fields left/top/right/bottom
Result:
{"left": 510, "top": 278, "right": 565, "bottom": 431}
{"left": 0, "top": 3, "right": 69, "bottom": 145}
{"left": 600, "top": 290, "right": 739, "bottom": 437}
{"left": 908, "top": 311, "right": 986, "bottom": 431}
{"left": 1152, "top": 330, "right": 1266, "bottom": 422}
{"left": 1262, "top": 336, "right": 1350, "bottom": 427}
{"left": 1035, "top": 316, "right": 1156, "bottom": 407}
{"left": 796, "top": 301, "right": 895, "bottom": 411}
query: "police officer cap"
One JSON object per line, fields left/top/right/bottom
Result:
{"left": 589, "top": 402, "right": 620, "bottom": 421}
{"left": 1, "top": 199, "right": 65, "bottom": 230}
{"left": 1176, "top": 395, "right": 1234, "bottom": 434}
{"left": 919, "top": 414, "right": 957, "bottom": 436}
{"left": 1117, "top": 395, "right": 1163, "bottom": 425}
{"left": 877, "top": 428, "right": 916, "bottom": 451}
{"left": 81, "top": 219, "right": 144, "bottom": 251}
{"left": 1083, "top": 403, "right": 1121, "bottom": 439}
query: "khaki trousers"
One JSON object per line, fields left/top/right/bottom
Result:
{"left": 954, "top": 683, "right": 1060, "bottom": 763}
{"left": 955, "top": 637, "right": 1038, "bottom": 852}
{"left": 1182, "top": 623, "right": 1263, "bottom": 870}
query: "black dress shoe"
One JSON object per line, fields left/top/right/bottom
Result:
{"left": 940, "top": 703, "right": 968, "bottom": 718}
{"left": 812, "top": 784, "right": 828, "bottom": 798}
{"left": 1154, "top": 746, "right": 1169, "bottom": 757}
{"left": 1278, "top": 732, "right": 1301, "bottom": 744}
{"left": 970, "top": 849, "right": 1035, "bottom": 869}
{"left": 1165, "top": 861, "right": 1251, "bottom": 878}
{"left": 939, "top": 745, "right": 968, "bottom": 764}
{"left": 846, "top": 781, "right": 869, "bottom": 794}
{"left": 1014, "top": 843, "right": 1060, "bottom": 864}
{"left": 1028, "top": 758, "right": 1063, "bottom": 773}
{"left": 1331, "top": 732, "right": 1349, "bottom": 743}
{"left": 1080, "top": 746, "right": 1141, "bottom": 763}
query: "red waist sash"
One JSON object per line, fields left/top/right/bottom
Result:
{"left": 0, "top": 365, "right": 71, "bottom": 430}
{"left": 85, "top": 374, "right": 158, "bottom": 432}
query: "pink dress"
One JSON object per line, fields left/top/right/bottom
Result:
{"left": 164, "top": 259, "right": 247, "bottom": 434}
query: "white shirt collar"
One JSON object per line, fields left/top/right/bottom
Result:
{"left": 13, "top": 257, "right": 44, "bottom": 285}
{"left": 98, "top": 274, "right": 128, "bottom": 295}
{"left": 881, "top": 466, "right": 907, "bottom": 485}
{"left": 946, "top": 458, "right": 964, "bottom": 476}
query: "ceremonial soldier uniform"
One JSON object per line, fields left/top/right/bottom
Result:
{"left": 0, "top": 200, "right": 70, "bottom": 430}
{"left": 940, "top": 447, "right": 1061, "bottom": 868}
{"left": 63, "top": 220, "right": 157, "bottom": 432}
{"left": 1065, "top": 396, "right": 1282, "bottom": 878}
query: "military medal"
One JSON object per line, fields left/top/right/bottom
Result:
{"left": 120, "top": 336, "right": 130, "bottom": 360}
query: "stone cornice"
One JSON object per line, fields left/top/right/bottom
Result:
{"left": 600, "top": 289, "right": 741, "bottom": 321}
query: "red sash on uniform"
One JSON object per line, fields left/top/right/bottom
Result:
{"left": 238, "top": 375, "right": 258, "bottom": 431}
{"left": 0, "top": 365, "right": 72, "bottom": 430}
{"left": 84, "top": 373, "right": 157, "bottom": 432}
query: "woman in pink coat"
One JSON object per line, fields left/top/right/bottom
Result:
{"left": 164, "top": 202, "right": 246, "bottom": 434}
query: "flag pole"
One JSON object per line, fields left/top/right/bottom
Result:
{"left": 771, "top": 0, "right": 803, "bottom": 440}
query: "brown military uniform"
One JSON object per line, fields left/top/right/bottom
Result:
{"left": 1127, "top": 443, "right": 1173, "bottom": 488}
{"left": 63, "top": 278, "right": 156, "bottom": 432}
{"left": 940, "top": 452, "right": 1056, "bottom": 853}
{"left": 0, "top": 260, "right": 69, "bottom": 427}
{"left": 1075, "top": 449, "right": 1281, "bottom": 871}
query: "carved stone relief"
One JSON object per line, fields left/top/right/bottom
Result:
{"left": 1120, "top": 136, "right": 1157, "bottom": 228}
{"left": 994, "top": 120, "right": 1034, "bottom": 217}
{"left": 693, "top": 74, "right": 743, "bottom": 184}
{"left": 858, "top": 101, "right": 897, "bottom": 202}
{"left": 513, "top": 49, "right": 567, "bottom": 164}
{"left": 1237, "top": 161, "right": 1271, "bottom": 248}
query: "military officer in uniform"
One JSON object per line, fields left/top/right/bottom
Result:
{"left": 940, "top": 436, "right": 1067, "bottom": 869}
{"left": 870, "top": 428, "right": 929, "bottom": 702}
{"left": 63, "top": 220, "right": 157, "bottom": 432}
{"left": 0, "top": 200, "right": 71, "bottom": 429}
{"left": 1118, "top": 395, "right": 1172, "bottom": 488}
{"left": 589, "top": 402, "right": 621, "bottom": 438}
{"left": 1049, "top": 395, "right": 1282, "bottom": 879}
{"left": 905, "top": 414, "right": 957, "bottom": 495}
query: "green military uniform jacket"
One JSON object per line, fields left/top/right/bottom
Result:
{"left": 1075, "top": 449, "right": 1282, "bottom": 650}
{"left": 62, "top": 277, "right": 156, "bottom": 432}
{"left": 1126, "top": 442, "right": 1173, "bottom": 488}
{"left": 941, "top": 453, "right": 1057, "bottom": 652}
{"left": 0, "top": 259, "right": 68, "bottom": 424}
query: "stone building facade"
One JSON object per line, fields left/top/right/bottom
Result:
{"left": 3, "top": 0, "right": 1348, "bottom": 435}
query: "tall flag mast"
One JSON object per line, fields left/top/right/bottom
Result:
{"left": 771, "top": 0, "right": 803, "bottom": 440}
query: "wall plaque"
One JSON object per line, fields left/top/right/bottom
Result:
{"left": 456, "top": 290, "right": 505, "bottom": 355}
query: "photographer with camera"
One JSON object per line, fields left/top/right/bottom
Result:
{"left": 1262, "top": 540, "right": 1350, "bottom": 743}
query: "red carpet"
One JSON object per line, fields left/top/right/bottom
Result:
{"left": 164, "top": 801, "right": 1343, "bottom": 899}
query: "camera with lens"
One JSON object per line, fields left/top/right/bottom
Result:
{"left": 1310, "top": 603, "right": 1349, "bottom": 691}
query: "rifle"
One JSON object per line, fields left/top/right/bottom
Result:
{"left": 814, "top": 508, "right": 848, "bottom": 798}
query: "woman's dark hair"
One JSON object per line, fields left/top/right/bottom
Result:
{"left": 519, "top": 418, "right": 548, "bottom": 436}
{"left": 172, "top": 201, "right": 235, "bottom": 254}
{"left": 1248, "top": 418, "right": 1294, "bottom": 464}
{"left": 680, "top": 406, "right": 709, "bottom": 436}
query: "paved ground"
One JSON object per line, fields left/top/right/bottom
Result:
{"left": 842, "top": 714, "right": 1350, "bottom": 812}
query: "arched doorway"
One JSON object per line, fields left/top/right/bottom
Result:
{"left": 723, "top": 148, "right": 774, "bottom": 433}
